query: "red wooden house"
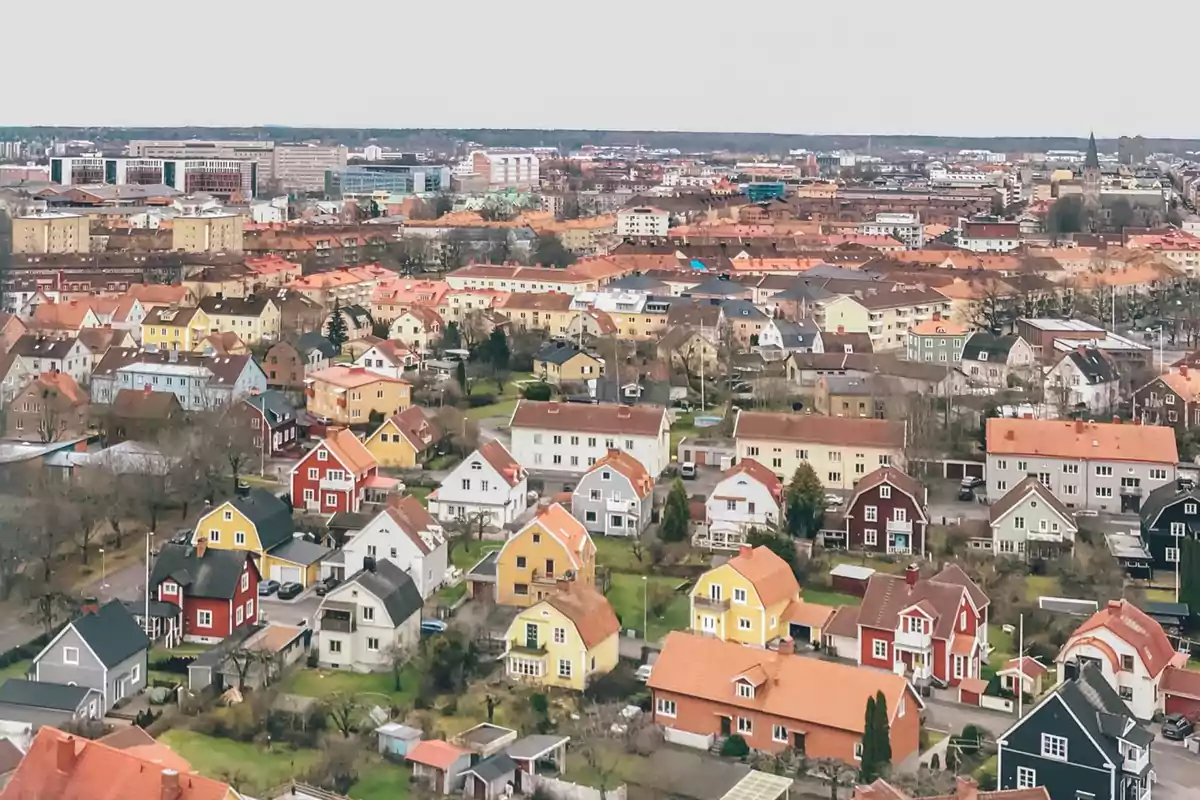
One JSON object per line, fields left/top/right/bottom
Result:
{"left": 289, "top": 427, "right": 397, "bottom": 514}
{"left": 148, "top": 540, "right": 261, "bottom": 645}
{"left": 840, "top": 467, "right": 928, "bottom": 556}
{"left": 836, "top": 564, "right": 988, "bottom": 689}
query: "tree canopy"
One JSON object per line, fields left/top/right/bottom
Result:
{"left": 660, "top": 478, "right": 690, "bottom": 543}
{"left": 784, "top": 463, "right": 825, "bottom": 538}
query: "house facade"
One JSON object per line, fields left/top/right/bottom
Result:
{"left": 1140, "top": 478, "right": 1200, "bottom": 575}
{"left": 6, "top": 371, "right": 89, "bottom": 442}
{"left": 988, "top": 477, "right": 1079, "bottom": 559}
{"left": 508, "top": 400, "right": 671, "bottom": 477}
{"left": 264, "top": 332, "right": 336, "bottom": 390}
{"left": 289, "top": 427, "right": 387, "bottom": 515}
{"left": 362, "top": 405, "right": 443, "bottom": 468}
{"left": 496, "top": 504, "right": 597, "bottom": 607}
{"left": 32, "top": 600, "right": 149, "bottom": 712}
{"left": 305, "top": 365, "right": 412, "bottom": 426}
{"left": 235, "top": 389, "right": 300, "bottom": 458}
{"left": 960, "top": 333, "right": 1037, "bottom": 389}
{"left": 690, "top": 545, "right": 799, "bottom": 646}
{"left": 1045, "top": 346, "right": 1121, "bottom": 417}
{"left": 532, "top": 341, "right": 604, "bottom": 384}
{"left": 838, "top": 467, "right": 928, "bottom": 555}
{"left": 316, "top": 560, "right": 423, "bottom": 672}
{"left": 149, "top": 541, "right": 261, "bottom": 645}
{"left": 570, "top": 449, "right": 654, "bottom": 537}
{"left": 428, "top": 441, "right": 528, "bottom": 528}
{"left": 986, "top": 418, "right": 1178, "bottom": 513}
{"left": 330, "top": 497, "right": 447, "bottom": 599}
{"left": 699, "top": 459, "right": 782, "bottom": 551}
{"left": 905, "top": 317, "right": 967, "bottom": 364}
{"left": 503, "top": 583, "right": 620, "bottom": 691}
{"left": 1132, "top": 366, "right": 1200, "bottom": 431}
{"left": 12, "top": 335, "right": 93, "bottom": 386}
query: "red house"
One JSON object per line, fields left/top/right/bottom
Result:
{"left": 148, "top": 540, "right": 261, "bottom": 645}
{"left": 289, "top": 427, "right": 397, "bottom": 514}
{"left": 833, "top": 564, "right": 988, "bottom": 689}
{"left": 840, "top": 467, "right": 928, "bottom": 556}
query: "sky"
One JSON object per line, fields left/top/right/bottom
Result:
{"left": 6, "top": 0, "right": 1200, "bottom": 138}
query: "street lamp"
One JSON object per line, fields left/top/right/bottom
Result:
{"left": 1146, "top": 326, "right": 1165, "bottom": 373}
{"left": 642, "top": 575, "right": 648, "bottom": 641}
{"left": 99, "top": 548, "right": 108, "bottom": 590}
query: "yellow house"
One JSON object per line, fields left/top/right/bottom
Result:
{"left": 191, "top": 488, "right": 327, "bottom": 586}
{"left": 306, "top": 365, "right": 413, "bottom": 426}
{"left": 690, "top": 545, "right": 799, "bottom": 646}
{"left": 532, "top": 343, "right": 604, "bottom": 384}
{"left": 496, "top": 293, "right": 576, "bottom": 336}
{"left": 362, "top": 406, "right": 443, "bottom": 468}
{"left": 496, "top": 504, "right": 597, "bottom": 607}
{"left": 504, "top": 583, "right": 620, "bottom": 691}
{"left": 198, "top": 295, "right": 281, "bottom": 345}
{"left": 141, "top": 305, "right": 211, "bottom": 351}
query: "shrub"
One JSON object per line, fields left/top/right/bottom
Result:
{"left": 721, "top": 735, "right": 749, "bottom": 758}
{"left": 148, "top": 655, "right": 194, "bottom": 675}
{"left": 306, "top": 650, "right": 319, "bottom": 668}
{"left": 522, "top": 382, "right": 553, "bottom": 401}
{"left": 959, "top": 724, "right": 983, "bottom": 755}
{"left": 466, "top": 393, "right": 498, "bottom": 408}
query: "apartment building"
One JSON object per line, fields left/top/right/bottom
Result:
{"left": 957, "top": 219, "right": 1021, "bottom": 253}
{"left": 733, "top": 410, "right": 906, "bottom": 490}
{"left": 858, "top": 212, "right": 924, "bottom": 249}
{"left": 273, "top": 143, "right": 349, "bottom": 192}
{"left": 508, "top": 400, "right": 671, "bottom": 477}
{"left": 197, "top": 294, "right": 281, "bottom": 345}
{"left": 617, "top": 207, "right": 670, "bottom": 238}
{"left": 986, "top": 418, "right": 1178, "bottom": 513}
{"left": 444, "top": 265, "right": 601, "bottom": 295}
{"left": 466, "top": 149, "right": 539, "bottom": 190}
{"left": 172, "top": 213, "right": 244, "bottom": 254}
{"left": 50, "top": 156, "right": 257, "bottom": 200}
{"left": 905, "top": 317, "right": 967, "bottom": 364}
{"left": 12, "top": 212, "right": 90, "bottom": 254}
{"left": 305, "top": 365, "right": 412, "bottom": 425}
{"left": 855, "top": 286, "right": 955, "bottom": 351}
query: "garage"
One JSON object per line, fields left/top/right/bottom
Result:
{"left": 271, "top": 565, "right": 303, "bottom": 584}
{"left": 1162, "top": 667, "right": 1200, "bottom": 720}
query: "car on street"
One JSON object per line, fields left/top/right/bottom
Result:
{"left": 1163, "top": 713, "right": 1194, "bottom": 740}
{"left": 258, "top": 580, "right": 281, "bottom": 596}
{"left": 315, "top": 575, "right": 340, "bottom": 596}
{"left": 680, "top": 462, "right": 697, "bottom": 479}
{"left": 277, "top": 582, "right": 304, "bottom": 600}
{"left": 824, "top": 493, "right": 844, "bottom": 508}
{"left": 421, "top": 619, "right": 448, "bottom": 637}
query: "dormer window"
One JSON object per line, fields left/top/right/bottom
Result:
{"left": 736, "top": 680, "right": 754, "bottom": 699}
{"left": 978, "top": 352, "right": 989, "bottom": 361}
{"left": 471, "top": 462, "right": 482, "bottom": 470}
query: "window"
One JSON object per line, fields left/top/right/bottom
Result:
{"left": 1172, "top": 522, "right": 1186, "bottom": 536}
{"left": 864, "top": 528, "right": 877, "bottom": 546}
{"left": 828, "top": 472, "right": 841, "bottom": 484}
{"left": 1063, "top": 463, "right": 1079, "bottom": 474}
{"left": 1014, "top": 516, "right": 1025, "bottom": 529}
{"left": 363, "top": 607, "right": 375, "bottom": 621}
{"left": 241, "top": 573, "right": 249, "bottom": 592}
{"left": 1167, "top": 547, "right": 1180, "bottom": 563}
{"left": 367, "top": 637, "right": 380, "bottom": 652}
{"left": 246, "top": 598, "right": 254, "bottom": 618}
{"left": 1038, "top": 472, "right": 1051, "bottom": 486}
{"left": 737, "top": 680, "right": 754, "bottom": 698}
{"left": 772, "top": 724, "right": 788, "bottom": 743}
{"left": 738, "top": 617, "right": 752, "bottom": 630}
{"left": 197, "top": 610, "right": 213, "bottom": 628}
{"left": 461, "top": 479, "right": 471, "bottom": 491}
{"left": 558, "top": 659, "right": 572, "bottom": 678}
{"left": 737, "top": 717, "right": 753, "bottom": 734}
{"left": 318, "top": 450, "right": 327, "bottom": 461}
{"left": 879, "top": 485, "right": 891, "bottom": 499}
{"left": 1188, "top": 503, "right": 1199, "bottom": 515}
{"left": 1151, "top": 468, "right": 1169, "bottom": 481}
{"left": 872, "top": 639, "right": 887, "bottom": 659}
{"left": 864, "top": 505, "right": 878, "bottom": 522}
{"left": 1119, "top": 685, "right": 1133, "bottom": 700}
{"left": 236, "top": 605, "right": 244, "bottom": 625}
{"left": 585, "top": 511, "right": 597, "bottom": 522}
{"left": 1016, "top": 767, "right": 1037, "bottom": 789}
{"left": 554, "top": 627, "right": 566, "bottom": 644}
{"left": 1095, "top": 486, "right": 1113, "bottom": 498}
{"left": 1040, "top": 733, "right": 1068, "bottom": 760}
{"left": 514, "top": 583, "right": 529, "bottom": 595}
{"left": 235, "top": 531, "right": 246, "bottom": 546}
{"left": 1017, "top": 460, "right": 1027, "bottom": 472}
{"left": 63, "top": 646, "right": 79, "bottom": 665}
{"left": 656, "top": 697, "right": 677, "bottom": 717}
{"left": 209, "top": 530, "right": 221, "bottom": 543}
{"left": 726, "top": 499, "right": 737, "bottom": 511}
{"left": 516, "top": 556, "right": 526, "bottom": 568}
{"left": 733, "top": 588, "right": 747, "bottom": 604}
{"left": 1096, "top": 465, "right": 1113, "bottom": 476}
{"left": 131, "top": 664, "right": 141, "bottom": 684}
{"left": 328, "top": 639, "right": 342, "bottom": 654}
{"left": 1168, "top": 394, "right": 1177, "bottom": 405}
{"left": 853, "top": 742, "right": 863, "bottom": 761}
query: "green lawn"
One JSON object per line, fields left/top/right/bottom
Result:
{"left": 158, "top": 730, "right": 321, "bottom": 795}
{"left": 277, "top": 666, "right": 420, "bottom": 708}
{"left": 150, "top": 643, "right": 212, "bottom": 662}
{"left": 1144, "top": 587, "right": 1176, "bottom": 603}
{"left": 1025, "top": 574, "right": 1061, "bottom": 602}
{"left": 606, "top": 573, "right": 691, "bottom": 642}
{"left": 974, "top": 754, "right": 998, "bottom": 783}
{"left": 407, "top": 486, "right": 433, "bottom": 507}
{"left": 593, "top": 536, "right": 649, "bottom": 573}
{"left": 437, "top": 582, "right": 468, "bottom": 605}
{"left": 670, "top": 412, "right": 697, "bottom": 454}
{"left": 802, "top": 588, "right": 862, "bottom": 607}
{"left": 464, "top": 397, "right": 519, "bottom": 420}
{"left": 988, "top": 623, "right": 1015, "bottom": 668}
{"left": 350, "top": 757, "right": 412, "bottom": 800}
{"left": 450, "top": 543, "right": 501, "bottom": 571}
{"left": 0, "top": 660, "right": 30, "bottom": 681}
{"left": 425, "top": 453, "right": 462, "bottom": 470}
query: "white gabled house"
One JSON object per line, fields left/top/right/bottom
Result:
{"left": 354, "top": 340, "right": 419, "bottom": 380}
{"left": 428, "top": 440, "right": 528, "bottom": 528}
{"left": 696, "top": 459, "right": 783, "bottom": 551}
{"left": 324, "top": 495, "right": 448, "bottom": 598}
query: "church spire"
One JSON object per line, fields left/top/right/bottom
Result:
{"left": 1085, "top": 131, "right": 1100, "bottom": 169}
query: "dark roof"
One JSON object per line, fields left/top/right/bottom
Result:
{"left": 465, "top": 752, "right": 517, "bottom": 782}
{"left": 295, "top": 331, "right": 337, "bottom": 358}
{"left": 1141, "top": 479, "right": 1200, "bottom": 532}
{"left": 231, "top": 488, "right": 294, "bottom": 551}
{"left": 719, "top": 298, "right": 767, "bottom": 320}
{"left": 68, "top": 600, "right": 149, "bottom": 668}
{"left": 988, "top": 477, "right": 1076, "bottom": 529}
{"left": 242, "top": 389, "right": 297, "bottom": 426}
{"left": 269, "top": 538, "right": 331, "bottom": 565}
{"left": 11, "top": 334, "right": 79, "bottom": 360}
{"left": 143, "top": 305, "right": 202, "bottom": 328}
{"left": 772, "top": 319, "right": 820, "bottom": 349}
{"left": 328, "top": 511, "right": 372, "bottom": 532}
{"left": 1085, "top": 132, "right": 1101, "bottom": 170}
{"left": 341, "top": 560, "right": 422, "bottom": 627}
{"left": 198, "top": 294, "right": 273, "bottom": 317}
{"left": 606, "top": 274, "right": 669, "bottom": 292}
{"left": 534, "top": 341, "right": 589, "bottom": 366}
{"left": 0, "top": 680, "right": 92, "bottom": 711}
{"left": 149, "top": 543, "right": 253, "bottom": 600}
{"left": 1064, "top": 347, "right": 1119, "bottom": 385}
{"left": 685, "top": 278, "right": 748, "bottom": 298}
{"left": 336, "top": 303, "right": 373, "bottom": 326}
{"left": 1054, "top": 664, "right": 1152, "bottom": 762}
{"left": 962, "top": 332, "right": 1021, "bottom": 362}
{"left": 111, "top": 388, "right": 183, "bottom": 420}
{"left": 821, "top": 332, "right": 874, "bottom": 354}
{"left": 92, "top": 348, "right": 259, "bottom": 387}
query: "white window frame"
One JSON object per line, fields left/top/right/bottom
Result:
{"left": 737, "top": 681, "right": 754, "bottom": 699}
{"left": 853, "top": 742, "right": 863, "bottom": 761}
{"left": 131, "top": 664, "right": 141, "bottom": 684}
{"left": 241, "top": 572, "right": 249, "bottom": 592}
{"left": 772, "top": 724, "right": 788, "bottom": 743}
{"left": 737, "top": 716, "right": 753, "bottom": 734}
{"left": 558, "top": 659, "right": 572, "bottom": 678}
{"left": 872, "top": 639, "right": 887, "bottom": 659}
{"left": 1016, "top": 766, "right": 1037, "bottom": 789}
{"left": 738, "top": 617, "right": 752, "bottom": 631}
{"left": 733, "top": 588, "right": 747, "bottom": 604}
{"left": 878, "top": 485, "right": 891, "bottom": 499}
{"left": 63, "top": 646, "right": 79, "bottom": 665}
{"left": 197, "top": 609, "right": 213, "bottom": 628}
{"left": 656, "top": 697, "right": 677, "bottom": 717}
{"left": 1040, "top": 733, "right": 1068, "bottom": 761}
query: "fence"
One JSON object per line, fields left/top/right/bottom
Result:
{"left": 528, "top": 773, "right": 626, "bottom": 800}
{"left": 980, "top": 695, "right": 1015, "bottom": 714}
{"left": 662, "top": 727, "right": 714, "bottom": 751}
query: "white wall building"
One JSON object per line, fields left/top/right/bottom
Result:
{"left": 858, "top": 212, "right": 924, "bottom": 249}
{"left": 428, "top": 441, "right": 529, "bottom": 528}
{"left": 697, "top": 460, "right": 782, "bottom": 551}
{"left": 316, "top": 561, "right": 422, "bottom": 672}
{"left": 508, "top": 401, "right": 671, "bottom": 478}
{"left": 617, "top": 207, "right": 669, "bottom": 239}
{"left": 328, "top": 500, "right": 447, "bottom": 599}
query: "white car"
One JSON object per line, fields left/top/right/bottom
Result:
{"left": 824, "top": 493, "right": 844, "bottom": 508}
{"left": 634, "top": 664, "right": 653, "bottom": 683}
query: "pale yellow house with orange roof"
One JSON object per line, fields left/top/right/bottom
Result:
{"left": 690, "top": 545, "right": 801, "bottom": 647}
{"left": 496, "top": 503, "right": 597, "bottom": 607}
{"left": 306, "top": 365, "right": 412, "bottom": 425}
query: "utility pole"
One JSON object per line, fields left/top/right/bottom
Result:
{"left": 1017, "top": 613, "right": 1024, "bottom": 719}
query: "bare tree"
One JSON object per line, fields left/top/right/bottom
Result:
{"left": 223, "top": 647, "right": 259, "bottom": 691}
{"left": 383, "top": 641, "right": 412, "bottom": 692}
{"left": 566, "top": 703, "right": 661, "bottom": 796}
{"left": 24, "top": 582, "right": 79, "bottom": 636}
{"left": 459, "top": 310, "right": 491, "bottom": 350}
{"left": 324, "top": 692, "right": 362, "bottom": 738}
{"left": 805, "top": 757, "right": 859, "bottom": 800}
{"left": 434, "top": 407, "right": 479, "bottom": 458}
{"left": 443, "top": 511, "right": 491, "bottom": 561}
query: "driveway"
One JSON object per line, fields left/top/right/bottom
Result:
{"left": 1152, "top": 739, "right": 1200, "bottom": 799}
{"left": 259, "top": 586, "right": 322, "bottom": 628}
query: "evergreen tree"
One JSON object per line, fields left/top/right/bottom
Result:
{"left": 1180, "top": 538, "right": 1200, "bottom": 619}
{"left": 485, "top": 329, "right": 510, "bottom": 373}
{"left": 784, "top": 463, "right": 825, "bottom": 538}
{"left": 455, "top": 359, "right": 468, "bottom": 392}
{"left": 859, "top": 692, "right": 891, "bottom": 782}
{"left": 860, "top": 695, "right": 878, "bottom": 781}
{"left": 326, "top": 298, "right": 349, "bottom": 352}
{"left": 873, "top": 690, "right": 892, "bottom": 766}
{"left": 441, "top": 321, "right": 462, "bottom": 352}
{"left": 660, "top": 478, "right": 690, "bottom": 542}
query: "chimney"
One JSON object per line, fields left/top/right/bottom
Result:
{"left": 80, "top": 597, "right": 99, "bottom": 615}
{"left": 837, "top": 325, "right": 845, "bottom": 334}
{"left": 1107, "top": 599, "right": 1122, "bottom": 611}
{"left": 1183, "top": 365, "right": 1190, "bottom": 378}
{"left": 777, "top": 637, "right": 795, "bottom": 656}
{"left": 1113, "top": 416, "right": 1120, "bottom": 425}
{"left": 56, "top": 736, "right": 76, "bottom": 774}
{"left": 905, "top": 564, "right": 919, "bottom": 588}
{"left": 954, "top": 777, "right": 979, "bottom": 800}
{"left": 1004, "top": 429, "right": 1015, "bottom": 440}
{"left": 195, "top": 538, "right": 207, "bottom": 558}
{"left": 1076, "top": 344, "right": 1085, "bottom": 355}
{"left": 1075, "top": 419, "right": 1085, "bottom": 434}
{"left": 738, "top": 544, "right": 753, "bottom": 559}
{"left": 161, "top": 769, "right": 182, "bottom": 800}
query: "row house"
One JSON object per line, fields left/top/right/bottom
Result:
{"left": 986, "top": 418, "right": 1178, "bottom": 513}
{"left": 444, "top": 264, "right": 600, "bottom": 295}
{"left": 90, "top": 349, "right": 267, "bottom": 411}
{"left": 508, "top": 400, "right": 671, "bottom": 478}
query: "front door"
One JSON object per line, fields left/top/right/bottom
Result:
{"left": 545, "top": 559, "right": 555, "bottom": 578}
{"left": 525, "top": 623, "right": 538, "bottom": 649}
{"left": 792, "top": 732, "right": 806, "bottom": 754}
{"left": 720, "top": 716, "right": 732, "bottom": 736}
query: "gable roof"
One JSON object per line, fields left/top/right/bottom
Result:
{"left": 241, "top": 389, "right": 296, "bottom": 427}
{"left": 198, "top": 294, "right": 274, "bottom": 318}
{"left": 734, "top": 410, "right": 904, "bottom": 449}
{"left": 586, "top": 449, "right": 654, "bottom": 499}
{"left": 321, "top": 427, "right": 378, "bottom": 475}
{"left": 111, "top": 388, "right": 183, "bottom": 420}
{"left": 534, "top": 341, "right": 596, "bottom": 366}
{"left": 23, "top": 371, "right": 87, "bottom": 406}
{"left": 143, "top": 304, "right": 203, "bottom": 328}
{"left": 724, "top": 546, "right": 799, "bottom": 608}
{"left": 987, "top": 418, "right": 1178, "bottom": 464}
{"left": 648, "top": 632, "right": 917, "bottom": 734}
{"left": 1141, "top": 479, "right": 1200, "bottom": 531}
{"left": 522, "top": 503, "right": 594, "bottom": 570}
{"left": 1041, "top": 665, "right": 1151, "bottom": 767}
{"left": 149, "top": 543, "right": 254, "bottom": 600}
{"left": 719, "top": 458, "right": 782, "bottom": 500}
{"left": 988, "top": 477, "right": 1077, "bottom": 530}
{"left": 380, "top": 406, "right": 442, "bottom": 452}
{"left": 12, "top": 334, "right": 82, "bottom": 361}
{"left": 227, "top": 488, "right": 294, "bottom": 552}
{"left": 510, "top": 400, "right": 668, "bottom": 438}
{"left": 1063, "top": 599, "right": 1181, "bottom": 678}
{"left": 930, "top": 563, "right": 989, "bottom": 612}
{"left": 476, "top": 440, "right": 525, "bottom": 487}
{"left": 846, "top": 467, "right": 925, "bottom": 520}
{"left": 1158, "top": 369, "right": 1200, "bottom": 402}
{"left": 294, "top": 330, "right": 337, "bottom": 358}
{"left": 66, "top": 600, "right": 149, "bottom": 668}
{"left": 2, "top": 726, "right": 233, "bottom": 800}
{"left": 543, "top": 584, "right": 620, "bottom": 648}
{"left": 338, "top": 560, "right": 423, "bottom": 628}
{"left": 856, "top": 571, "right": 974, "bottom": 639}
{"left": 1062, "top": 346, "right": 1119, "bottom": 385}
{"left": 406, "top": 739, "right": 471, "bottom": 770}
{"left": 378, "top": 496, "right": 442, "bottom": 556}
{"left": 962, "top": 332, "right": 1021, "bottom": 362}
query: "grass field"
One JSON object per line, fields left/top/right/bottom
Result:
{"left": 802, "top": 588, "right": 862, "bottom": 607}
{"left": 158, "top": 730, "right": 321, "bottom": 795}
{"left": 592, "top": 536, "right": 648, "bottom": 573}
{"left": 463, "top": 372, "right": 534, "bottom": 420}
{"left": 350, "top": 757, "right": 412, "bottom": 800}
{"left": 437, "top": 581, "right": 468, "bottom": 605}
{"left": 988, "top": 623, "right": 1015, "bottom": 668}
{"left": 1024, "top": 574, "right": 1061, "bottom": 602}
{"left": 606, "top": 573, "right": 691, "bottom": 642}
{"left": 278, "top": 665, "right": 420, "bottom": 708}
{"left": 450, "top": 542, "right": 501, "bottom": 571}
{"left": 670, "top": 412, "right": 696, "bottom": 453}
{"left": 0, "top": 660, "right": 30, "bottom": 681}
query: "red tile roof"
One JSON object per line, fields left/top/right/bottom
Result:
{"left": 587, "top": 449, "right": 654, "bottom": 499}
{"left": 406, "top": 739, "right": 471, "bottom": 771}
{"left": 1064, "top": 599, "right": 1182, "bottom": 678}
{"left": 477, "top": 440, "right": 525, "bottom": 487}
{"left": 725, "top": 545, "right": 799, "bottom": 608}
{"left": 734, "top": 410, "right": 904, "bottom": 449}
{"left": 987, "top": 418, "right": 1178, "bottom": 464}
{"left": 510, "top": 401, "right": 668, "bottom": 438}
{"left": 721, "top": 458, "right": 782, "bottom": 500}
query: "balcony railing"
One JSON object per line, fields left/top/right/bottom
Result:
{"left": 1122, "top": 747, "right": 1149, "bottom": 775}
{"left": 320, "top": 476, "right": 355, "bottom": 492}
{"left": 606, "top": 498, "right": 638, "bottom": 513}
{"left": 508, "top": 639, "right": 547, "bottom": 656}
{"left": 695, "top": 595, "right": 731, "bottom": 612}
{"left": 530, "top": 569, "right": 563, "bottom": 585}
{"left": 894, "top": 628, "right": 932, "bottom": 651}
{"left": 1026, "top": 529, "right": 1063, "bottom": 542}
{"left": 886, "top": 519, "right": 913, "bottom": 534}
{"left": 320, "top": 614, "right": 355, "bottom": 633}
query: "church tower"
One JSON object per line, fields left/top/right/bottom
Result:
{"left": 1083, "top": 131, "right": 1101, "bottom": 206}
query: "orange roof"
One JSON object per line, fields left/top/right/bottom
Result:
{"left": 725, "top": 545, "right": 799, "bottom": 608}
{"left": 322, "top": 427, "right": 378, "bottom": 476}
{"left": 934, "top": 277, "right": 1015, "bottom": 301}
{"left": 406, "top": 739, "right": 471, "bottom": 770}
{"left": 544, "top": 583, "right": 620, "bottom": 648}
{"left": 308, "top": 364, "right": 409, "bottom": 390}
{"left": 29, "top": 300, "right": 96, "bottom": 330}
{"left": 648, "top": 632, "right": 918, "bottom": 735}
{"left": 588, "top": 449, "right": 653, "bottom": 499}
{"left": 721, "top": 458, "right": 783, "bottom": 500}
{"left": 477, "top": 440, "right": 525, "bottom": 487}
{"left": 987, "top": 418, "right": 1178, "bottom": 464}
{"left": 499, "top": 293, "right": 573, "bottom": 312}
{"left": 525, "top": 503, "right": 594, "bottom": 570}
{"left": 399, "top": 305, "right": 445, "bottom": 328}
{"left": 1159, "top": 370, "right": 1200, "bottom": 401}
{"left": 909, "top": 318, "right": 968, "bottom": 336}
{"left": 3, "top": 727, "right": 233, "bottom": 800}
{"left": 29, "top": 371, "right": 87, "bottom": 405}
{"left": 1064, "top": 599, "right": 1183, "bottom": 678}
{"left": 783, "top": 598, "right": 835, "bottom": 628}
{"left": 999, "top": 655, "right": 1048, "bottom": 680}
{"left": 126, "top": 283, "right": 189, "bottom": 305}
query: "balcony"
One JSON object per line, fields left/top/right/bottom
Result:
{"left": 508, "top": 639, "right": 547, "bottom": 656}
{"left": 530, "top": 569, "right": 564, "bottom": 585}
{"left": 320, "top": 476, "right": 355, "bottom": 492}
{"left": 1026, "top": 529, "right": 1063, "bottom": 542}
{"left": 694, "top": 595, "right": 731, "bottom": 612}
{"left": 320, "top": 612, "right": 355, "bottom": 633}
{"left": 886, "top": 519, "right": 913, "bottom": 535}
{"left": 894, "top": 628, "right": 932, "bottom": 652}
{"left": 1122, "top": 746, "right": 1150, "bottom": 775}
{"left": 606, "top": 497, "right": 638, "bottom": 513}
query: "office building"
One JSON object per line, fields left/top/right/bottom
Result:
{"left": 272, "top": 144, "right": 348, "bottom": 192}
{"left": 325, "top": 163, "right": 452, "bottom": 197}
{"left": 172, "top": 213, "right": 244, "bottom": 254}
{"left": 50, "top": 157, "right": 257, "bottom": 200}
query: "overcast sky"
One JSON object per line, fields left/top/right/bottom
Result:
{"left": 6, "top": 0, "right": 1198, "bottom": 138}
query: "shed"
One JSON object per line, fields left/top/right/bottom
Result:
{"left": 957, "top": 676, "right": 989, "bottom": 707}
{"left": 676, "top": 436, "right": 736, "bottom": 468}
{"left": 1141, "top": 601, "right": 1190, "bottom": 635}
{"left": 461, "top": 752, "right": 518, "bottom": 800}
{"left": 407, "top": 739, "right": 472, "bottom": 795}
{"left": 505, "top": 734, "right": 570, "bottom": 788}
{"left": 454, "top": 723, "right": 517, "bottom": 758}
{"left": 829, "top": 563, "right": 875, "bottom": 597}
{"left": 1104, "top": 532, "right": 1153, "bottom": 579}
{"left": 376, "top": 722, "right": 422, "bottom": 757}
{"left": 465, "top": 551, "right": 499, "bottom": 603}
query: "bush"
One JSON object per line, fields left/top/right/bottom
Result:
{"left": 522, "top": 382, "right": 553, "bottom": 401}
{"left": 466, "top": 393, "right": 498, "bottom": 408}
{"left": 306, "top": 650, "right": 319, "bottom": 668}
{"left": 149, "top": 655, "right": 195, "bottom": 675}
{"left": 721, "top": 735, "right": 749, "bottom": 758}
{"left": 959, "top": 724, "right": 983, "bottom": 755}
{"left": 930, "top": 753, "right": 940, "bottom": 770}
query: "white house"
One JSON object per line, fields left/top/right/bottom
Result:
{"left": 508, "top": 400, "right": 671, "bottom": 477}
{"left": 959, "top": 333, "right": 1036, "bottom": 389}
{"left": 1056, "top": 599, "right": 1186, "bottom": 719}
{"left": 354, "top": 340, "right": 419, "bottom": 380}
{"left": 697, "top": 459, "right": 783, "bottom": 551}
{"left": 315, "top": 560, "right": 423, "bottom": 672}
{"left": 325, "top": 497, "right": 448, "bottom": 599}
{"left": 428, "top": 440, "right": 528, "bottom": 528}
{"left": 1045, "top": 346, "right": 1121, "bottom": 416}
{"left": 616, "top": 207, "right": 669, "bottom": 238}
{"left": 12, "top": 335, "right": 93, "bottom": 386}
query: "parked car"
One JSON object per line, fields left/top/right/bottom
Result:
{"left": 315, "top": 575, "right": 341, "bottom": 597}
{"left": 680, "top": 462, "right": 697, "bottom": 479}
{"left": 1163, "top": 713, "right": 1194, "bottom": 740}
{"left": 635, "top": 664, "right": 653, "bottom": 683}
{"left": 277, "top": 582, "right": 304, "bottom": 600}
{"left": 258, "top": 580, "right": 281, "bottom": 597}
{"left": 420, "top": 619, "right": 448, "bottom": 637}
{"left": 824, "top": 493, "right": 844, "bottom": 508}
{"left": 960, "top": 476, "right": 986, "bottom": 490}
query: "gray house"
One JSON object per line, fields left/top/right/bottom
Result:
{"left": 31, "top": 600, "right": 149, "bottom": 712}
{"left": 0, "top": 680, "right": 103, "bottom": 730}
{"left": 317, "top": 560, "right": 423, "bottom": 672}
{"left": 570, "top": 450, "right": 654, "bottom": 537}
{"left": 988, "top": 476, "right": 1078, "bottom": 559}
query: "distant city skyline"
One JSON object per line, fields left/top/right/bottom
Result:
{"left": 6, "top": 0, "right": 1200, "bottom": 139}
